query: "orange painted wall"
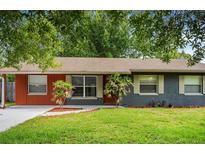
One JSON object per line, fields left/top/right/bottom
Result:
{"left": 15, "top": 74, "right": 65, "bottom": 105}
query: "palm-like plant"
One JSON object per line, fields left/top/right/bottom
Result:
{"left": 104, "top": 73, "right": 133, "bottom": 107}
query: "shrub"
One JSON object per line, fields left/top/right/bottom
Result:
{"left": 104, "top": 73, "right": 133, "bottom": 107}
{"left": 148, "top": 100, "right": 167, "bottom": 107}
{"left": 52, "top": 80, "right": 73, "bottom": 108}
{"left": 168, "top": 103, "right": 173, "bottom": 108}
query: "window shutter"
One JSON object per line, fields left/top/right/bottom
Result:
{"left": 66, "top": 75, "right": 72, "bottom": 83}
{"left": 179, "top": 75, "right": 184, "bottom": 94}
{"left": 203, "top": 76, "right": 205, "bottom": 94}
{"left": 134, "top": 75, "right": 140, "bottom": 94}
{"left": 97, "top": 75, "right": 103, "bottom": 98}
{"left": 158, "top": 75, "right": 164, "bottom": 94}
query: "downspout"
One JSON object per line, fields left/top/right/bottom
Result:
{"left": 0, "top": 75, "right": 5, "bottom": 108}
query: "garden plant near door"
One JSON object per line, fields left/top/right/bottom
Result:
{"left": 52, "top": 80, "right": 73, "bottom": 108}
{"left": 104, "top": 73, "right": 133, "bottom": 106}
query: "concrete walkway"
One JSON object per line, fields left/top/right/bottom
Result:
{"left": 0, "top": 106, "right": 53, "bottom": 132}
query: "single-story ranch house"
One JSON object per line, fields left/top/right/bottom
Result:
{"left": 1, "top": 57, "right": 205, "bottom": 107}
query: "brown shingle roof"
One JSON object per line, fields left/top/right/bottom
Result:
{"left": 0, "top": 57, "right": 205, "bottom": 74}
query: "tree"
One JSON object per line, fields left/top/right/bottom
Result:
{"left": 0, "top": 11, "right": 131, "bottom": 69}
{"left": 0, "top": 11, "right": 63, "bottom": 71}
{"left": 0, "top": 10, "right": 205, "bottom": 71}
{"left": 169, "top": 51, "right": 191, "bottom": 60}
{"left": 51, "top": 10, "right": 202, "bottom": 63}
{"left": 104, "top": 73, "right": 133, "bottom": 107}
{"left": 52, "top": 80, "right": 73, "bottom": 108}
{"left": 130, "top": 10, "right": 205, "bottom": 65}
{"left": 51, "top": 11, "right": 131, "bottom": 58}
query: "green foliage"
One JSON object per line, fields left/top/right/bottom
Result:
{"left": 0, "top": 11, "right": 63, "bottom": 71}
{"left": 130, "top": 10, "right": 205, "bottom": 64}
{"left": 166, "top": 51, "right": 191, "bottom": 60}
{"left": 104, "top": 73, "right": 133, "bottom": 106}
{"left": 7, "top": 74, "right": 15, "bottom": 82}
{"left": 53, "top": 11, "right": 131, "bottom": 58}
{"left": 155, "top": 50, "right": 191, "bottom": 60}
{"left": 6, "top": 102, "right": 15, "bottom": 107}
{"left": 52, "top": 80, "right": 73, "bottom": 107}
{"left": 0, "top": 10, "right": 204, "bottom": 70}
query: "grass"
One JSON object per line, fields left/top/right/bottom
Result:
{"left": 6, "top": 101, "right": 15, "bottom": 107}
{"left": 0, "top": 108, "right": 205, "bottom": 143}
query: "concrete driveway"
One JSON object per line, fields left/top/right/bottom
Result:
{"left": 0, "top": 106, "right": 54, "bottom": 132}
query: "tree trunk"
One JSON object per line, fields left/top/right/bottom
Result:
{"left": 59, "top": 99, "right": 63, "bottom": 109}
{"left": 116, "top": 97, "right": 121, "bottom": 108}
{"left": 116, "top": 98, "right": 119, "bottom": 108}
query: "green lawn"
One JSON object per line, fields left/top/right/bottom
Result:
{"left": 1, "top": 108, "right": 205, "bottom": 144}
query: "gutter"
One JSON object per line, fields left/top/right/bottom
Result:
{"left": 0, "top": 71, "right": 132, "bottom": 74}
{"left": 0, "top": 76, "right": 5, "bottom": 108}
{"left": 130, "top": 69, "right": 205, "bottom": 73}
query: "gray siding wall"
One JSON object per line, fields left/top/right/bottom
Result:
{"left": 46, "top": 73, "right": 205, "bottom": 106}
{"left": 122, "top": 73, "right": 205, "bottom": 107}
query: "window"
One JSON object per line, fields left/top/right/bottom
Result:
{"left": 184, "top": 76, "right": 202, "bottom": 94}
{"left": 28, "top": 75, "right": 47, "bottom": 94}
{"left": 139, "top": 75, "right": 158, "bottom": 93}
{"left": 72, "top": 76, "right": 84, "bottom": 96}
{"left": 72, "top": 76, "right": 96, "bottom": 97}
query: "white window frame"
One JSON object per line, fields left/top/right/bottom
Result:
{"left": 28, "top": 75, "right": 48, "bottom": 95}
{"left": 184, "top": 75, "right": 203, "bottom": 95}
{"left": 139, "top": 75, "right": 159, "bottom": 95}
{"left": 71, "top": 75, "right": 97, "bottom": 99}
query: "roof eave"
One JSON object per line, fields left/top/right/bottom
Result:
{"left": 130, "top": 69, "right": 205, "bottom": 73}
{"left": 0, "top": 71, "right": 131, "bottom": 75}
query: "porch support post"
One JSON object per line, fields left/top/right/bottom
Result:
{"left": 0, "top": 75, "right": 5, "bottom": 108}
{"left": 3, "top": 74, "right": 6, "bottom": 107}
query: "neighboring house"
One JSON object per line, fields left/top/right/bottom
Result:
{"left": 1, "top": 57, "right": 205, "bottom": 107}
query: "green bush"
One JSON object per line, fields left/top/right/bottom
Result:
{"left": 104, "top": 73, "right": 133, "bottom": 106}
{"left": 52, "top": 80, "right": 73, "bottom": 108}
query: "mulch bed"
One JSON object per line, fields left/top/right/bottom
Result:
{"left": 48, "top": 107, "right": 82, "bottom": 112}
